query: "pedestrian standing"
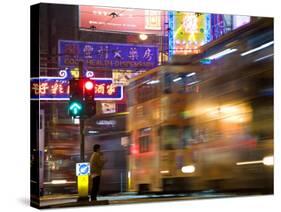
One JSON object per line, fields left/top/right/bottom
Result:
{"left": 89, "top": 144, "right": 106, "bottom": 201}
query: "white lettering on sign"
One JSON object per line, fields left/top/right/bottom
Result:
{"left": 96, "top": 120, "right": 117, "bottom": 126}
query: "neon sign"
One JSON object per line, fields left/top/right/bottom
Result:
{"left": 171, "top": 12, "right": 212, "bottom": 55}
{"left": 168, "top": 12, "right": 216, "bottom": 56}
{"left": 168, "top": 11, "right": 175, "bottom": 59}
{"left": 31, "top": 70, "right": 123, "bottom": 101}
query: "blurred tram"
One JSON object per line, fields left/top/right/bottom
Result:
{"left": 127, "top": 18, "right": 273, "bottom": 194}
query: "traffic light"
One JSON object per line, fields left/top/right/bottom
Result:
{"left": 69, "top": 101, "right": 83, "bottom": 117}
{"left": 68, "top": 78, "right": 96, "bottom": 118}
{"left": 84, "top": 79, "right": 96, "bottom": 117}
{"left": 69, "top": 79, "right": 84, "bottom": 117}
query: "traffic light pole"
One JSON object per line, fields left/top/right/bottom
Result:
{"left": 79, "top": 61, "right": 85, "bottom": 162}
{"left": 69, "top": 61, "right": 96, "bottom": 201}
{"left": 70, "top": 61, "right": 95, "bottom": 162}
{"left": 79, "top": 117, "right": 85, "bottom": 162}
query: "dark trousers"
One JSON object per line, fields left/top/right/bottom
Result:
{"left": 91, "top": 176, "right": 100, "bottom": 201}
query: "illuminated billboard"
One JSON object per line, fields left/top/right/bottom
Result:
{"left": 168, "top": 12, "right": 250, "bottom": 56}
{"left": 169, "top": 12, "right": 212, "bottom": 55}
{"left": 79, "top": 5, "right": 164, "bottom": 35}
{"left": 112, "top": 69, "right": 145, "bottom": 86}
{"left": 101, "top": 102, "right": 116, "bottom": 114}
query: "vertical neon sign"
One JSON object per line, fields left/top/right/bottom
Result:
{"left": 168, "top": 11, "right": 175, "bottom": 60}
{"left": 205, "top": 14, "right": 212, "bottom": 43}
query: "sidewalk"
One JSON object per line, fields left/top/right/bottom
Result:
{"left": 39, "top": 191, "right": 236, "bottom": 208}
{"left": 39, "top": 192, "right": 142, "bottom": 208}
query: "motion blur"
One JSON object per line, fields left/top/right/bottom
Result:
{"left": 127, "top": 18, "right": 273, "bottom": 194}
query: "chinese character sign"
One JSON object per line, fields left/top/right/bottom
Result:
{"left": 31, "top": 78, "right": 123, "bottom": 100}
{"left": 58, "top": 40, "right": 159, "bottom": 70}
{"left": 31, "top": 79, "right": 70, "bottom": 99}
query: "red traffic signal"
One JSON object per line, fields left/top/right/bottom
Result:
{"left": 84, "top": 79, "right": 96, "bottom": 117}
{"left": 84, "top": 80, "right": 94, "bottom": 91}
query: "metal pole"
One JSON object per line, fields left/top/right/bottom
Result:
{"left": 79, "top": 61, "right": 85, "bottom": 162}
{"left": 120, "top": 171, "right": 123, "bottom": 193}
{"left": 80, "top": 118, "right": 85, "bottom": 162}
{"left": 79, "top": 61, "right": 83, "bottom": 78}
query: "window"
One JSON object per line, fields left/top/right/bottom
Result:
{"left": 163, "top": 72, "right": 199, "bottom": 94}
{"left": 139, "top": 128, "right": 151, "bottom": 153}
{"left": 137, "top": 75, "right": 159, "bottom": 104}
{"left": 161, "top": 126, "right": 180, "bottom": 150}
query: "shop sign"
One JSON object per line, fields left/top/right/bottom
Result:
{"left": 58, "top": 40, "right": 159, "bottom": 70}
{"left": 31, "top": 70, "right": 123, "bottom": 100}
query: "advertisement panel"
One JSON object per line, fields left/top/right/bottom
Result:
{"left": 169, "top": 12, "right": 212, "bottom": 55}
{"left": 79, "top": 5, "right": 164, "bottom": 35}
{"left": 169, "top": 12, "right": 249, "bottom": 56}
{"left": 58, "top": 40, "right": 159, "bottom": 70}
{"left": 112, "top": 69, "right": 145, "bottom": 86}
{"left": 101, "top": 102, "right": 116, "bottom": 114}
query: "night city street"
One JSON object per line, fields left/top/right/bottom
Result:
{"left": 30, "top": 3, "right": 273, "bottom": 209}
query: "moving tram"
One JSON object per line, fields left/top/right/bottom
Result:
{"left": 127, "top": 18, "right": 273, "bottom": 194}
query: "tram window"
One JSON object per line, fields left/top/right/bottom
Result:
{"left": 172, "top": 74, "right": 186, "bottom": 93}
{"left": 182, "top": 127, "right": 194, "bottom": 147}
{"left": 163, "top": 72, "right": 198, "bottom": 94}
{"left": 127, "top": 86, "right": 137, "bottom": 107}
{"left": 139, "top": 128, "right": 151, "bottom": 153}
{"left": 163, "top": 73, "right": 172, "bottom": 93}
{"left": 137, "top": 76, "right": 159, "bottom": 104}
{"left": 139, "top": 137, "right": 150, "bottom": 153}
{"left": 161, "top": 126, "right": 180, "bottom": 150}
